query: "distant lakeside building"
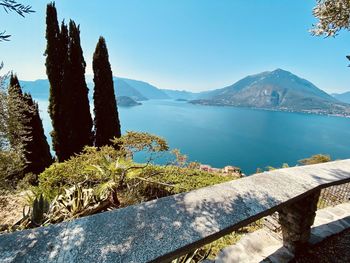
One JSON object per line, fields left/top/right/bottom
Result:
{"left": 199, "top": 164, "right": 243, "bottom": 177}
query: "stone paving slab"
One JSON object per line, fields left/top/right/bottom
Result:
{"left": 216, "top": 202, "right": 350, "bottom": 263}
{"left": 1, "top": 160, "right": 350, "bottom": 263}
{"left": 310, "top": 202, "right": 350, "bottom": 244}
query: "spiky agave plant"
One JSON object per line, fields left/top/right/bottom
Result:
{"left": 15, "top": 194, "right": 50, "bottom": 229}
{"left": 48, "top": 183, "right": 118, "bottom": 223}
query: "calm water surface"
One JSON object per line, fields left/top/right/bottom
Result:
{"left": 38, "top": 99, "right": 350, "bottom": 175}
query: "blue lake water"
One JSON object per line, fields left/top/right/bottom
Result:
{"left": 37, "top": 99, "right": 350, "bottom": 175}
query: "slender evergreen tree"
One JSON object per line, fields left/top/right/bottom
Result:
{"left": 4, "top": 74, "right": 28, "bottom": 179}
{"left": 63, "top": 20, "right": 93, "bottom": 155}
{"left": 22, "top": 93, "right": 53, "bottom": 174}
{"left": 7, "top": 74, "right": 26, "bottom": 148}
{"left": 7, "top": 74, "right": 52, "bottom": 175}
{"left": 45, "top": 3, "right": 92, "bottom": 161}
{"left": 93, "top": 37, "right": 121, "bottom": 147}
{"left": 45, "top": 2, "right": 65, "bottom": 161}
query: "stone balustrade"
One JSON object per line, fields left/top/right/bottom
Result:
{"left": 1, "top": 159, "right": 350, "bottom": 262}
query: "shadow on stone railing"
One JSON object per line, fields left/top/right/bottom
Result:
{"left": 1, "top": 160, "right": 350, "bottom": 262}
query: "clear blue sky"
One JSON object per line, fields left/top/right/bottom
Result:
{"left": 1, "top": 0, "right": 350, "bottom": 93}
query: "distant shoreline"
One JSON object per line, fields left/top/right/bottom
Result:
{"left": 188, "top": 100, "right": 350, "bottom": 119}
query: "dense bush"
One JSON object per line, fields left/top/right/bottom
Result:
{"left": 35, "top": 132, "right": 235, "bottom": 203}
{"left": 36, "top": 146, "right": 119, "bottom": 199}
{"left": 298, "top": 154, "right": 331, "bottom": 165}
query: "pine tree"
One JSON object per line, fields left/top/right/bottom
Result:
{"left": 22, "top": 93, "right": 53, "bottom": 174}
{"left": 93, "top": 37, "right": 121, "bottom": 147}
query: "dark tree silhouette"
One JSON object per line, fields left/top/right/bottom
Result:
{"left": 93, "top": 36, "right": 121, "bottom": 147}
{"left": 61, "top": 20, "right": 93, "bottom": 159}
{"left": 22, "top": 93, "right": 53, "bottom": 174}
{"left": 45, "top": 3, "right": 92, "bottom": 161}
{"left": 46, "top": 2, "right": 65, "bottom": 161}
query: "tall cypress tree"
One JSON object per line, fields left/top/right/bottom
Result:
{"left": 45, "top": 3, "right": 92, "bottom": 161}
{"left": 93, "top": 37, "right": 121, "bottom": 147}
{"left": 22, "top": 93, "right": 53, "bottom": 174}
{"left": 45, "top": 2, "right": 65, "bottom": 161}
{"left": 57, "top": 21, "right": 71, "bottom": 161}
{"left": 63, "top": 20, "right": 93, "bottom": 156}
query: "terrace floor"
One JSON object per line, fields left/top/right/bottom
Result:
{"left": 291, "top": 228, "right": 350, "bottom": 263}
{"left": 215, "top": 202, "right": 350, "bottom": 263}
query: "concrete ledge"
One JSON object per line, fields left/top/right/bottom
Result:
{"left": 1, "top": 160, "right": 350, "bottom": 262}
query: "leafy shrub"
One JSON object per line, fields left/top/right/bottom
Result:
{"left": 298, "top": 154, "right": 331, "bottom": 165}
{"left": 36, "top": 132, "right": 235, "bottom": 204}
{"left": 37, "top": 146, "right": 119, "bottom": 199}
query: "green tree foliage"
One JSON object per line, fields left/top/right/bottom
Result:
{"left": 45, "top": 3, "right": 93, "bottom": 161}
{"left": 1, "top": 74, "right": 52, "bottom": 180}
{"left": 0, "top": 70, "right": 27, "bottom": 180}
{"left": 93, "top": 36, "right": 121, "bottom": 147}
{"left": 4, "top": 74, "right": 28, "bottom": 178}
{"left": 298, "top": 154, "right": 331, "bottom": 165}
{"left": 22, "top": 93, "right": 53, "bottom": 175}
{"left": 7, "top": 74, "right": 29, "bottom": 148}
{"left": 311, "top": 0, "right": 350, "bottom": 37}
{"left": 112, "top": 131, "right": 169, "bottom": 156}
{"left": 0, "top": 0, "right": 34, "bottom": 41}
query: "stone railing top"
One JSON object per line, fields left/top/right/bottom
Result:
{"left": 1, "top": 159, "right": 350, "bottom": 263}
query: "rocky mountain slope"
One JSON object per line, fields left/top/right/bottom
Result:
{"left": 191, "top": 69, "right": 350, "bottom": 115}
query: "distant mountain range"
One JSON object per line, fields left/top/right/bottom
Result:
{"left": 19, "top": 69, "right": 350, "bottom": 116}
{"left": 332, "top": 92, "right": 350, "bottom": 104}
{"left": 113, "top": 77, "right": 169, "bottom": 100}
{"left": 19, "top": 77, "right": 170, "bottom": 102}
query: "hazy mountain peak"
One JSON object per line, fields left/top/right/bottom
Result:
{"left": 271, "top": 68, "right": 291, "bottom": 74}
{"left": 191, "top": 69, "right": 350, "bottom": 115}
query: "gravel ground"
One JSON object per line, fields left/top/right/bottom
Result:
{"left": 0, "top": 190, "right": 27, "bottom": 227}
{"left": 291, "top": 228, "right": 350, "bottom": 263}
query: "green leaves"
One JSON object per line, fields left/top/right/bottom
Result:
{"left": 311, "top": 0, "right": 350, "bottom": 37}
{"left": 48, "top": 183, "right": 117, "bottom": 223}
{"left": 31, "top": 194, "right": 49, "bottom": 226}
{"left": 17, "top": 194, "right": 50, "bottom": 229}
{"left": 112, "top": 131, "right": 169, "bottom": 156}
{"left": 298, "top": 154, "right": 331, "bottom": 165}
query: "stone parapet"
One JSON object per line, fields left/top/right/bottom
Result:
{"left": 1, "top": 160, "right": 350, "bottom": 262}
